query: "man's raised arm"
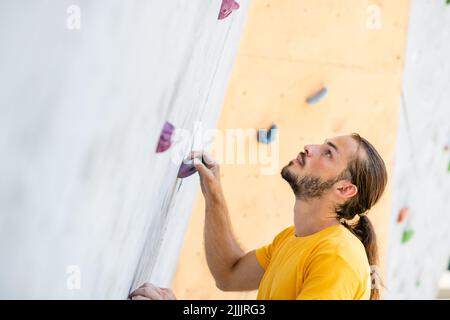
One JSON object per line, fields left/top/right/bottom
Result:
{"left": 194, "top": 152, "right": 265, "bottom": 292}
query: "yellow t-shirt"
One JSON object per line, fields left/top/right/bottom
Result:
{"left": 255, "top": 224, "right": 371, "bottom": 300}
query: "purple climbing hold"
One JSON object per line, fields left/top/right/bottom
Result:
{"left": 218, "top": 0, "right": 240, "bottom": 20}
{"left": 177, "top": 160, "right": 198, "bottom": 179}
{"left": 156, "top": 121, "right": 175, "bottom": 153}
{"left": 177, "top": 156, "right": 209, "bottom": 178}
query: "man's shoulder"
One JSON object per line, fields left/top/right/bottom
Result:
{"left": 311, "top": 225, "right": 369, "bottom": 268}
{"left": 273, "top": 225, "right": 296, "bottom": 242}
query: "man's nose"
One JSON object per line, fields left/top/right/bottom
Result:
{"left": 304, "top": 145, "right": 317, "bottom": 156}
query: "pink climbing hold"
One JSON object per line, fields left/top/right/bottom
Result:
{"left": 218, "top": 0, "right": 240, "bottom": 20}
{"left": 156, "top": 121, "right": 175, "bottom": 153}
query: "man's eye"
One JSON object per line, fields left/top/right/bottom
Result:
{"left": 324, "top": 150, "right": 332, "bottom": 157}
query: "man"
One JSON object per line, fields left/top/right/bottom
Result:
{"left": 130, "top": 133, "right": 387, "bottom": 300}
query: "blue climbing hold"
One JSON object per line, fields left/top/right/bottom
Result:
{"left": 258, "top": 124, "right": 278, "bottom": 144}
{"left": 306, "top": 87, "right": 328, "bottom": 105}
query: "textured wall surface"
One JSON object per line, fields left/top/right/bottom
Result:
{"left": 385, "top": 0, "right": 450, "bottom": 299}
{"left": 0, "top": 0, "right": 248, "bottom": 298}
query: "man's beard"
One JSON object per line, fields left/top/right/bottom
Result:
{"left": 281, "top": 164, "right": 346, "bottom": 200}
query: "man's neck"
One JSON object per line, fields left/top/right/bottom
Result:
{"left": 293, "top": 197, "right": 340, "bottom": 237}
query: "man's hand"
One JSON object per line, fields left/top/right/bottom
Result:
{"left": 190, "top": 151, "right": 221, "bottom": 198}
{"left": 129, "top": 282, "right": 176, "bottom": 300}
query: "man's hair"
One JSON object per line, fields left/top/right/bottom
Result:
{"left": 335, "top": 133, "right": 388, "bottom": 300}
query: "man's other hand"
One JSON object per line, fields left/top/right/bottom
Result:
{"left": 129, "top": 282, "right": 176, "bottom": 300}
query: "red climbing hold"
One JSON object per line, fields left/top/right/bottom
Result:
{"left": 156, "top": 121, "right": 175, "bottom": 153}
{"left": 218, "top": 0, "right": 240, "bottom": 20}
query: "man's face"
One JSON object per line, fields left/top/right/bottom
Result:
{"left": 281, "top": 135, "right": 361, "bottom": 200}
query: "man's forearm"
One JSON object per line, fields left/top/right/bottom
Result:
{"left": 203, "top": 184, "right": 245, "bottom": 287}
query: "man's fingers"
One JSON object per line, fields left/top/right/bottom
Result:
{"left": 141, "top": 282, "right": 159, "bottom": 289}
{"left": 129, "top": 283, "right": 176, "bottom": 300}
{"left": 193, "top": 158, "right": 210, "bottom": 176}
{"left": 189, "top": 151, "right": 203, "bottom": 160}
{"left": 130, "top": 287, "right": 162, "bottom": 300}
{"left": 189, "top": 151, "right": 217, "bottom": 167}
{"left": 160, "top": 288, "right": 176, "bottom": 300}
{"left": 202, "top": 152, "right": 217, "bottom": 166}
{"left": 131, "top": 295, "right": 150, "bottom": 300}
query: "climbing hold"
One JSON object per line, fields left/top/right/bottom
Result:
{"left": 401, "top": 228, "right": 414, "bottom": 244}
{"left": 177, "top": 157, "right": 207, "bottom": 179}
{"left": 397, "top": 207, "right": 409, "bottom": 223}
{"left": 156, "top": 121, "right": 175, "bottom": 153}
{"left": 306, "top": 86, "right": 328, "bottom": 105}
{"left": 218, "top": 0, "right": 240, "bottom": 20}
{"left": 258, "top": 124, "right": 278, "bottom": 144}
{"left": 177, "top": 160, "right": 198, "bottom": 178}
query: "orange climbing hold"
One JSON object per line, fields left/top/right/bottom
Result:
{"left": 397, "top": 207, "right": 409, "bottom": 223}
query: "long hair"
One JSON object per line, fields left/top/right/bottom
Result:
{"left": 335, "top": 133, "right": 387, "bottom": 300}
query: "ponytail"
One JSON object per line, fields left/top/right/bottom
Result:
{"left": 352, "top": 216, "right": 380, "bottom": 300}
{"left": 340, "top": 216, "right": 380, "bottom": 300}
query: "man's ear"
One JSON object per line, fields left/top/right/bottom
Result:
{"left": 335, "top": 181, "right": 358, "bottom": 199}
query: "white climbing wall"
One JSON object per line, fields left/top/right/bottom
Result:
{"left": 0, "top": 0, "right": 248, "bottom": 298}
{"left": 386, "top": 0, "right": 450, "bottom": 299}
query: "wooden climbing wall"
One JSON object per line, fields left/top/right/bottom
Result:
{"left": 173, "top": 0, "right": 410, "bottom": 299}
{"left": 0, "top": 0, "right": 249, "bottom": 298}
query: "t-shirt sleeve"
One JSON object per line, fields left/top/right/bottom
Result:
{"left": 296, "top": 254, "right": 360, "bottom": 300}
{"left": 255, "top": 226, "right": 293, "bottom": 270}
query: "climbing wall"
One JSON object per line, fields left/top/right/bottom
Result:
{"left": 0, "top": 0, "right": 249, "bottom": 298}
{"left": 385, "top": 0, "right": 450, "bottom": 299}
